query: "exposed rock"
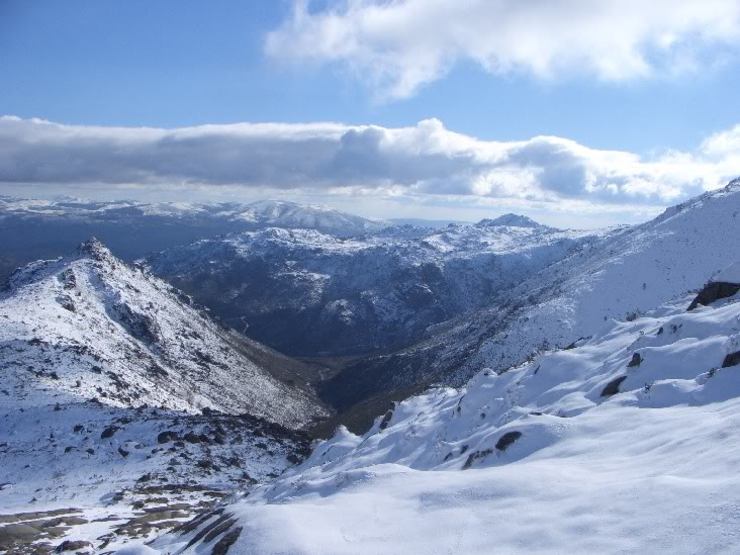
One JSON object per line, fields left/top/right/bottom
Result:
{"left": 495, "top": 431, "right": 522, "bottom": 452}
{"left": 100, "top": 426, "right": 119, "bottom": 439}
{"left": 722, "top": 351, "right": 740, "bottom": 368}
{"left": 157, "top": 431, "right": 179, "bottom": 444}
{"left": 600, "top": 376, "right": 627, "bottom": 397}
{"left": 627, "top": 353, "right": 642, "bottom": 368}
{"left": 688, "top": 282, "right": 740, "bottom": 310}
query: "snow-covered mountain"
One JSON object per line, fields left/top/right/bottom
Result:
{"left": 0, "top": 238, "right": 327, "bottom": 428}
{"left": 323, "top": 179, "right": 740, "bottom": 425}
{"left": 0, "top": 196, "right": 386, "bottom": 237}
{"left": 0, "top": 239, "right": 330, "bottom": 552}
{"left": 236, "top": 199, "right": 387, "bottom": 236}
{"left": 147, "top": 216, "right": 597, "bottom": 357}
{"left": 0, "top": 196, "right": 387, "bottom": 283}
{"left": 152, "top": 262, "right": 740, "bottom": 554}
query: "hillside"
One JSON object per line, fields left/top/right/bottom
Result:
{"left": 154, "top": 264, "right": 740, "bottom": 554}
{"left": 322, "top": 179, "right": 740, "bottom": 427}
{"left": 0, "top": 239, "right": 329, "bottom": 552}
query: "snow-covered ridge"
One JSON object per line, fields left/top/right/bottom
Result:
{"left": 0, "top": 196, "right": 387, "bottom": 237}
{"left": 155, "top": 269, "right": 740, "bottom": 554}
{"left": 0, "top": 238, "right": 328, "bottom": 428}
{"left": 0, "top": 238, "right": 334, "bottom": 551}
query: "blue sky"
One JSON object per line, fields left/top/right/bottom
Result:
{"left": 1, "top": 0, "right": 740, "bottom": 226}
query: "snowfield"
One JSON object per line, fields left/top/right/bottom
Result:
{"left": 0, "top": 239, "right": 328, "bottom": 552}
{"left": 155, "top": 275, "right": 740, "bottom": 554}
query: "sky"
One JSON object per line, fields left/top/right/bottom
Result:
{"left": 1, "top": 0, "right": 740, "bottom": 227}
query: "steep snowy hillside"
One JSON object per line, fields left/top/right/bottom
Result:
{"left": 325, "top": 179, "right": 740, "bottom": 424}
{"left": 0, "top": 238, "right": 327, "bottom": 428}
{"left": 0, "top": 239, "right": 331, "bottom": 552}
{"left": 147, "top": 216, "right": 596, "bottom": 356}
{"left": 153, "top": 268, "right": 740, "bottom": 554}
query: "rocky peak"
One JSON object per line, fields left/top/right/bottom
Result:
{"left": 77, "top": 237, "right": 113, "bottom": 261}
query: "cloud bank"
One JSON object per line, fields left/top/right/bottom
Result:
{"left": 0, "top": 115, "right": 737, "bottom": 220}
{"left": 266, "top": 0, "right": 740, "bottom": 99}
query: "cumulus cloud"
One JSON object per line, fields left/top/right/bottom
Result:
{"left": 0, "top": 115, "right": 737, "bottom": 214}
{"left": 265, "top": 0, "right": 740, "bottom": 99}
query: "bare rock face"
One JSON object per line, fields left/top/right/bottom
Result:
{"left": 688, "top": 281, "right": 740, "bottom": 310}
{"left": 108, "top": 299, "right": 161, "bottom": 345}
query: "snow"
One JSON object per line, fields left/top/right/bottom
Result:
{"left": 153, "top": 285, "right": 740, "bottom": 554}
{"left": 715, "top": 262, "right": 740, "bottom": 283}
{"left": 0, "top": 239, "right": 323, "bottom": 552}
{"left": 4, "top": 182, "right": 740, "bottom": 554}
{"left": 0, "top": 196, "right": 387, "bottom": 237}
{"left": 0, "top": 238, "right": 326, "bottom": 428}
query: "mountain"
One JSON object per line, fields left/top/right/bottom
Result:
{"left": 0, "top": 196, "right": 386, "bottom": 283}
{"left": 237, "top": 200, "right": 387, "bottom": 236}
{"left": 319, "top": 179, "right": 740, "bottom": 430}
{"left": 0, "top": 239, "right": 330, "bottom": 552}
{"left": 0, "top": 238, "right": 327, "bottom": 427}
{"left": 146, "top": 216, "right": 598, "bottom": 357}
{"left": 151, "top": 262, "right": 740, "bottom": 554}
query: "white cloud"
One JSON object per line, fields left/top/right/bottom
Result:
{"left": 265, "top": 0, "right": 740, "bottom": 99}
{"left": 0, "top": 115, "right": 737, "bottom": 223}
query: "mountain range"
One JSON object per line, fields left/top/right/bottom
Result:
{"left": 1, "top": 179, "right": 740, "bottom": 553}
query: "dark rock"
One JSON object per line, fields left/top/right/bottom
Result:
{"left": 688, "top": 281, "right": 740, "bottom": 310}
{"left": 627, "top": 353, "right": 642, "bottom": 367}
{"left": 108, "top": 300, "right": 161, "bottom": 344}
{"left": 601, "top": 375, "right": 627, "bottom": 397}
{"left": 118, "top": 447, "right": 129, "bottom": 458}
{"left": 462, "top": 448, "right": 494, "bottom": 470}
{"left": 495, "top": 431, "right": 522, "bottom": 452}
{"left": 157, "top": 431, "right": 179, "bottom": 444}
{"left": 183, "top": 432, "right": 202, "bottom": 443}
{"left": 378, "top": 408, "right": 394, "bottom": 431}
{"left": 101, "top": 425, "right": 119, "bottom": 439}
{"left": 55, "top": 539, "right": 92, "bottom": 552}
{"left": 722, "top": 351, "right": 740, "bottom": 368}
{"left": 212, "top": 526, "right": 243, "bottom": 555}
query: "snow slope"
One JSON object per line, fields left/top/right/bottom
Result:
{"left": 153, "top": 267, "right": 740, "bottom": 554}
{"left": 0, "top": 238, "right": 327, "bottom": 428}
{"left": 0, "top": 239, "right": 330, "bottom": 552}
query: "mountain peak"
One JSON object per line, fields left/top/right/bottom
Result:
{"left": 77, "top": 236, "right": 113, "bottom": 260}
{"left": 476, "top": 213, "right": 544, "bottom": 228}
